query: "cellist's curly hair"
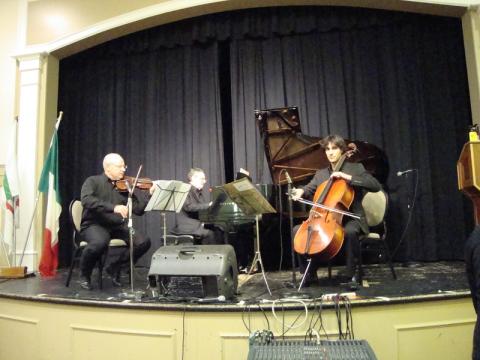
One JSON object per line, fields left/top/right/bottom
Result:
{"left": 320, "top": 135, "right": 348, "bottom": 153}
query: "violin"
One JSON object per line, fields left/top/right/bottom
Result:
{"left": 114, "top": 176, "right": 153, "bottom": 192}
{"left": 293, "top": 143, "right": 358, "bottom": 260}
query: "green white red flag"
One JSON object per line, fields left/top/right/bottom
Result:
{"left": 38, "top": 116, "right": 62, "bottom": 277}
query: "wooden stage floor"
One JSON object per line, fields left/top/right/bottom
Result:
{"left": 0, "top": 261, "right": 471, "bottom": 310}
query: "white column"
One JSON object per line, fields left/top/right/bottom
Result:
{"left": 15, "top": 53, "right": 45, "bottom": 271}
{"left": 463, "top": 8, "right": 480, "bottom": 125}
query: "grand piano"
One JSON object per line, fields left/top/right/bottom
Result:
{"left": 255, "top": 106, "right": 389, "bottom": 185}
{"left": 199, "top": 106, "right": 389, "bottom": 269}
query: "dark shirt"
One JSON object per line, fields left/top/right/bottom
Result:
{"left": 173, "top": 187, "right": 210, "bottom": 234}
{"left": 300, "top": 161, "right": 381, "bottom": 233}
{"left": 80, "top": 173, "right": 148, "bottom": 230}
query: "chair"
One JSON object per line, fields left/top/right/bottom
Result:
{"left": 65, "top": 199, "right": 128, "bottom": 288}
{"left": 356, "top": 190, "right": 397, "bottom": 283}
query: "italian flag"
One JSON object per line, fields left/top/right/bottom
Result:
{"left": 38, "top": 120, "right": 62, "bottom": 277}
{"left": 1, "top": 121, "right": 20, "bottom": 264}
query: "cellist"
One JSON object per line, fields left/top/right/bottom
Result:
{"left": 291, "top": 135, "right": 381, "bottom": 289}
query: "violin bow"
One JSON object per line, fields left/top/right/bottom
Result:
{"left": 293, "top": 197, "right": 360, "bottom": 219}
{"left": 130, "top": 165, "right": 143, "bottom": 195}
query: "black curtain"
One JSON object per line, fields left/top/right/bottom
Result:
{"left": 228, "top": 9, "right": 472, "bottom": 262}
{"left": 58, "top": 6, "right": 472, "bottom": 267}
{"left": 58, "top": 42, "right": 224, "bottom": 265}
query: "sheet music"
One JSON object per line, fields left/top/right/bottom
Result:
{"left": 222, "top": 178, "right": 276, "bottom": 216}
{"left": 233, "top": 179, "right": 255, "bottom": 191}
{"left": 145, "top": 180, "right": 191, "bottom": 213}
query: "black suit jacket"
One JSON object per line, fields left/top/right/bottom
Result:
{"left": 300, "top": 162, "right": 381, "bottom": 234}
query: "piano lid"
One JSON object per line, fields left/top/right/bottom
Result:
{"left": 255, "top": 106, "right": 389, "bottom": 185}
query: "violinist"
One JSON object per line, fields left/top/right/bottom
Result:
{"left": 78, "top": 153, "right": 151, "bottom": 290}
{"left": 291, "top": 135, "right": 381, "bottom": 289}
{"left": 171, "top": 167, "right": 224, "bottom": 245}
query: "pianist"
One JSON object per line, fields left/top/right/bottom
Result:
{"left": 171, "top": 167, "right": 224, "bottom": 245}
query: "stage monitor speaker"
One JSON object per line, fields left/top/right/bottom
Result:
{"left": 148, "top": 244, "right": 238, "bottom": 299}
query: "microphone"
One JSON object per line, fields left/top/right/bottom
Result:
{"left": 397, "top": 169, "right": 416, "bottom": 176}
{"left": 196, "top": 295, "right": 226, "bottom": 303}
{"left": 285, "top": 171, "right": 293, "bottom": 184}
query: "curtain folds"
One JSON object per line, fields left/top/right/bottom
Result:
{"left": 80, "top": 7, "right": 426, "bottom": 55}
{"left": 228, "top": 12, "right": 471, "bottom": 261}
{"left": 58, "top": 43, "right": 224, "bottom": 263}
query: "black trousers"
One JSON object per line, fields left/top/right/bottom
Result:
{"left": 474, "top": 317, "right": 480, "bottom": 360}
{"left": 187, "top": 224, "right": 225, "bottom": 245}
{"left": 294, "top": 220, "right": 362, "bottom": 278}
{"left": 465, "top": 226, "right": 480, "bottom": 359}
{"left": 80, "top": 224, "right": 151, "bottom": 278}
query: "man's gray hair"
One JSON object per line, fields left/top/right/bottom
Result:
{"left": 187, "top": 167, "right": 204, "bottom": 181}
{"left": 103, "top": 153, "right": 123, "bottom": 170}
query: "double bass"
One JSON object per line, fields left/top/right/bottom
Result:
{"left": 293, "top": 144, "right": 360, "bottom": 261}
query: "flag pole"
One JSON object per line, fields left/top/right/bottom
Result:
{"left": 11, "top": 117, "right": 19, "bottom": 267}
{"left": 19, "top": 111, "right": 63, "bottom": 268}
{"left": 0, "top": 228, "right": 12, "bottom": 267}
{"left": 12, "top": 196, "right": 16, "bottom": 267}
{"left": 18, "top": 192, "right": 41, "bottom": 266}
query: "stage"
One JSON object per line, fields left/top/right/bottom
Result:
{"left": 0, "top": 261, "right": 470, "bottom": 309}
{"left": 0, "top": 261, "right": 475, "bottom": 360}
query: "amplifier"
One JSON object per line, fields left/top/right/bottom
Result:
{"left": 148, "top": 244, "right": 238, "bottom": 299}
{"left": 248, "top": 339, "right": 377, "bottom": 360}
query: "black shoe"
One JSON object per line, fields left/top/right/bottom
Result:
{"left": 79, "top": 276, "right": 92, "bottom": 290}
{"left": 105, "top": 265, "right": 122, "bottom": 287}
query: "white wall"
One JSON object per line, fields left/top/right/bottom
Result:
{"left": 0, "top": 0, "right": 25, "bottom": 165}
{"left": 0, "top": 0, "right": 477, "bottom": 166}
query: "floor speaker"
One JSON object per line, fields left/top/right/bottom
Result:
{"left": 148, "top": 244, "right": 238, "bottom": 299}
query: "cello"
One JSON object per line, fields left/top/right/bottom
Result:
{"left": 293, "top": 144, "right": 359, "bottom": 261}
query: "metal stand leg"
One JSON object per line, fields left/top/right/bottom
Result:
{"left": 161, "top": 212, "right": 167, "bottom": 247}
{"left": 297, "top": 258, "right": 312, "bottom": 292}
{"left": 287, "top": 181, "right": 297, "bottom": 287}
{"left": 128, "top": 226, "right": 134, "bottom": 293}
{"left": 247, "top": 215, "right": 272, "bottom": 296}
{"left": 121, "top": 196, "right": 143, "bottom": 301}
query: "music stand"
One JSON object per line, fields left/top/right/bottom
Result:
{"left": 221, "top": 178, "right": 276, "bottom": 295}
{"left": 145, "top": 180, "right": 191, "bottom": 246}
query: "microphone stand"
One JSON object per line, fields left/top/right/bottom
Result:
{"left": 286, "top": 174, "right": 297, "bottom": 287}
{"left": 127, "top": 187, "right": 134, "bottom": 293}
{"left": 121, "top": 166, "right": 144, "bottom": 300}
{"left": 394, "top": 169, "right": 421, "bottom": 268}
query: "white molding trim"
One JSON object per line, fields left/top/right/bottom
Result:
{"left": 14, "top": 54, "right": 46, "bottom": 272}
{"left": 13, "top": 0, "right": 230, "bottom": 58}
{"left": 11, "top": 0, "right": 471, "bottom": 59}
